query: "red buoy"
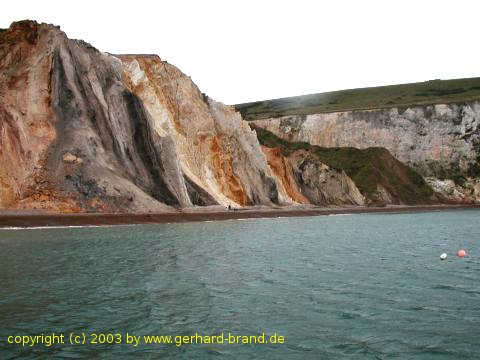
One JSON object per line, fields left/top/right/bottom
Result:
{"left": 457, "top": 249, "right": 467, "bottom": 257}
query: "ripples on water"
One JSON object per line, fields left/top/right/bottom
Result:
{"left": 0, "top": 210, "right": 479, "bottom": 359}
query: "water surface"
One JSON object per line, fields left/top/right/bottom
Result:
{"left": 1, "top": 210, "right": 479, "bottom": 359}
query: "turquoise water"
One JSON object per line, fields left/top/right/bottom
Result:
{"left": 1, "top": 210, "right": 480, "bottom": 359}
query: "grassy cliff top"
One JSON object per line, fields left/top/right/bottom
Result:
{"left": 235, "top": 77, "right": 480, "bottom": 120}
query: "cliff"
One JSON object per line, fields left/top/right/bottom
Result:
{"left": 248, "top": 105, "right": 480, "bottom": 179}
{"left": 242, "top": 99, "right": 480, "bottom": 203}
{"left": 252, "top": 125, "right": 437, "bottom": 206}
{"left": 1, "top": 20, "right": 476, "bottom": 212}
{"left": 0, "top": 20, "right": 280, "bottom": 212}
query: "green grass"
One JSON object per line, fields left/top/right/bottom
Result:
{"left": 252, "top": 125, "right": 310, "bottom": 154}
{"left": 253, "top": 125, "right": 435, "bottom": 204}
{"left": 236, "top": 77, "right": 480, "bottom": 120}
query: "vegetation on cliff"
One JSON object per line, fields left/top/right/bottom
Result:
{"left": 252, "top": 125, "right": 436, "bottom": 205}
{"left": 236, "top": 78, "right": 480, "bottom": 120}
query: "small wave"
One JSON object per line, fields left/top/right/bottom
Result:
{"left": 236, "top": 217, "right": 272, "bottom": 221}
{"left": 340, "top": 312, "right": 358, "bottom": 319}
{"left": 431, "top": 284, "right": 457, "bottom": 290}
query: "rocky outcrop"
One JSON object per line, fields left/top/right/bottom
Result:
{"left": 250, "top": 104, "right": 480, "bottom": 179}
{"left": 425, "top": 177, "right": 480, "bottom": 204}
{"left": 0, "top": 20, "right": 280, "bottom": 212}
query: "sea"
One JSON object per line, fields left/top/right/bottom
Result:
{"left": 1, "top": 209, "right": 479, "bottom": 359}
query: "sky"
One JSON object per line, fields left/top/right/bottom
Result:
{"left": 2, "top": 0, "right": 479, "bottom": 104}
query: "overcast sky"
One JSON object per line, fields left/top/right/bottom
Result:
{"left": 2, "top": 0, "right": 479, "bottom": 104}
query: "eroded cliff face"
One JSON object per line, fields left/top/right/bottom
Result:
{"left": 2, "top": 20, "right": 474, "bottom": 212}
{"left": 119, "top": 55, "right": 279, "bottom": 207}
{"left": 261, "top": 146, "right": 309, "bottom": 204}
{"left": 251, "top": 104, "right": 480, "bottom": 179}
{"left": 0, "top": 20, "right": 281, "bottom": 212}
{"left": 0, "top": 21, "right": 70, "bottom": 210}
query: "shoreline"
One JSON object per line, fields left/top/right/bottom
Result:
{"left": 0, "top": 204, "right": 479, "bottom": 229}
